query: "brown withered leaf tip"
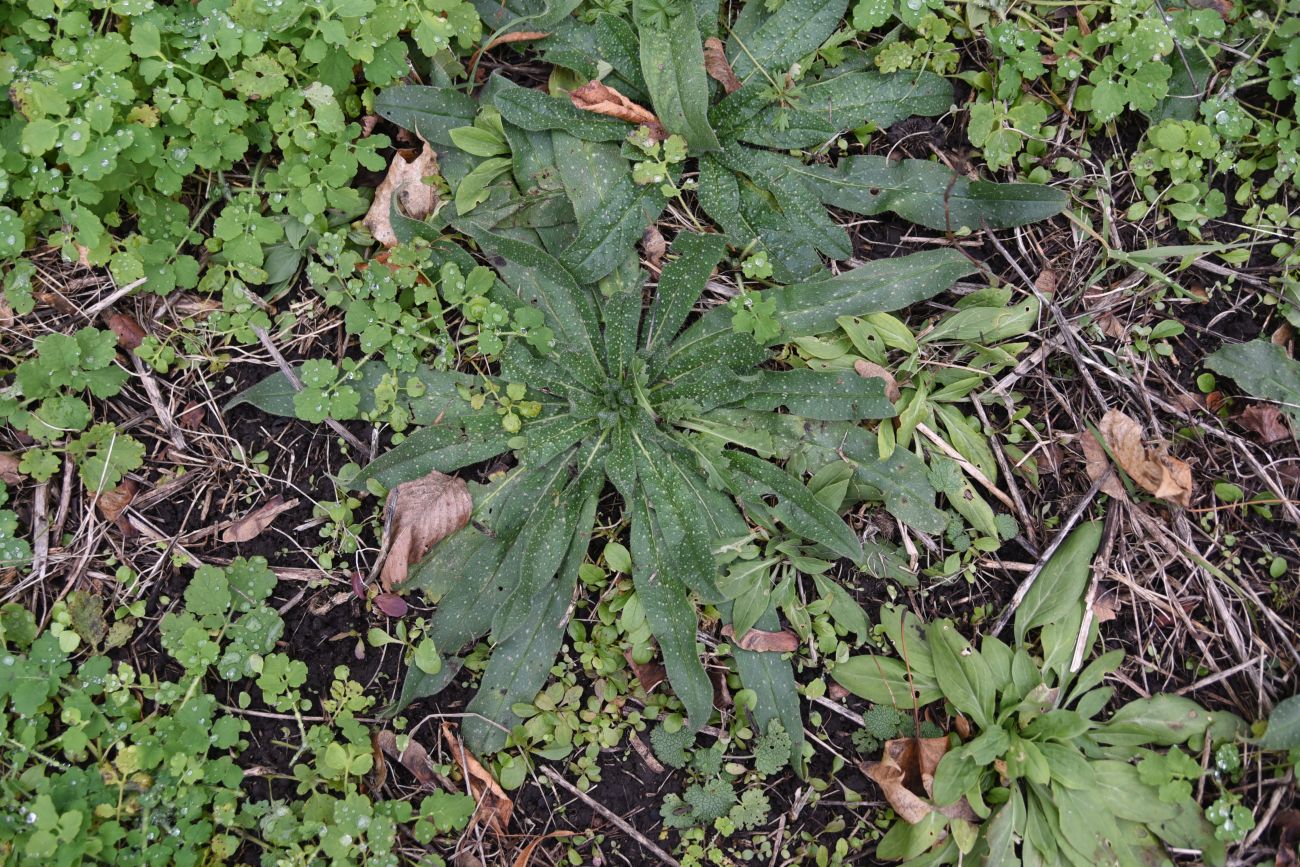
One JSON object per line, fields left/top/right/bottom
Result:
{"left": 363, "top": 141, "right": 439, "bottom": 248}
{"left": 1097, "top": 409, "right": 1193, "bottom": 507}
{"left": 854, "top": 358, "right": 901, "bottom": 402}
{"left": 569, "top": 80, "right": 664, "bottom": 138}
{"left": 222, "top": 494, "right": 299, "bottom": 544}
{"left": 1236, "top": 404, "right": 1291, "bottom": 444}
{"left": 721, "top": 623, "right": 800, "bottom": 653}
{"left": 863, "top": 737, "right": 977, "bottom": 825}
{"left": 378, "top": 468, "right": 472, "bottom": 590}
{"left": 703, "top": 37, "right": 742, "bottom": 93}
{"left": 105, "top": 312, "right": 145, "bottom": 351}
{"left": 1080, "top": 429, "right": 1129, "bottom": 501}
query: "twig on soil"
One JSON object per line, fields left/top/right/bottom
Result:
{"left": 251, "top": 325, "right": 372, "bottom": 460}
{"left": 1070, "top": 505, "right": 1118, "bottom": 672}
{"left": 916, "top": 422, "right": 1016, "bottom": 511}
{"left": 811, "top": 694, "right": 866, "bottom": 728}
{"left": 991, "top": 472, "right": 1107, "bottom": 637}
{"left": 538, "top": 765, "right": 681, "bottom": 867}
{"left": 969, "top": 398, "right": 1039, "bottom": 550}
{"left": 131, "top": 354, "right": 188, "bottom": 450}
{"left": 82, "top": 277, "right": 148, "bottom": 320}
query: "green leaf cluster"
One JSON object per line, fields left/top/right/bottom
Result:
{"left": 834, "top": 525, "right": 1246, "bottom": 865}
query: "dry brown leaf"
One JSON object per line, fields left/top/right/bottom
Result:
{"left": 375, "top": 730, "right": 440, "bottom": 789}
{"left": 222, "top": 494, "right": 299, "bottom": 543}
{"left": 703, "top": 37, "right": 742, "bottom": 93}
{"left": 1236, "top": 404, "right": 1291, "bottom": 443}
{"left": 364, "top": 142, "right": 439, "bottom": 248}
{"left": 641, "top": 225, "right": 667, "bottom": 267}
{"left": 378, "top": 468, "right": 472, "bottom": 589}
{"left": 1034, "top": 269, "right": 1057, "bottom": 294}
{"left": 0, "top": 453, "right": 20, "bottom": 486}
{"left": 1080, "top": 430, "right": 1129, "bottom": 500}
{"left": 97, "top": 479, "right": 138, "bottom": 522}
{"left": 854, "top": 358, "right": 901, "bottom": 402}
{"left": 511, "top": 830, "right": 578, "bottom": 867}
{"left": 624, "top": 649, "right": 667, "bottom": 693}
{"left": 862, "top": 737, "right": 962, "bottom": 824}
{"left": 442, "top": 722, "right": 513, "bottom": 835}
{"left": 569, "top": 81, "right": 662, "bottom": 135}
{"left": 178, "top": 401, "right": 205, "bottom": 430}
{"left": 105, "top": 312, "right": 145, "bottom": 351}
{"left": 721, "top": 623, "right": 800, "bottom": 653}
{"left": 1098, "top": 410, "right": 1194, "bottom": 507}
{"left": 1092, "top": 587, "right": 1120, "bottom": 623}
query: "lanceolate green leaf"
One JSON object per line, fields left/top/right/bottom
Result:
{"left": 716, "top": 72, "right": 952, "bottom": 148}
{"left": 489, "top": 75, "right": 634, "bottom": 141}
{"left": 730, "top": 603, "right": 806, "bottom": 769}
{"left": 831, "top": 654, "right": 943, "bottom": 708}
{"left": 635, "top": 0, "right": 719, "bottom": 149}
{"left": 560, "top": 183, "right": 666, "bottom": 283}
{"left": 926, "top": 620, "right": 994, "bottom": 729}
{"left": 797, "top": 155, "right": 1068, "bottom": 232}
{"left": 725, "top": 450, "right": 863, "bottom": 563}
{"left": 373, "top": 85, "right": 477, "bottom": 147}
{"left": 643, "top": 232, "right": 729, "bottom": 353}
{"left": 352, "top": 414, "right": 513, "bottom": 490}
{"left": 740, "top": 369, "right": 895, "bottom": 421}
{"left": 1013, "top": 521, "right": 1103, "bottom": 645}
{"left": 464, "top": 482, "right": 598, "bottom": 754}
{"left": 632, "top": 495, "right": 715, "bottom": 732}
{"left": 1205, "top": 339, "right": 1300, "bottom": 424}
{"left": 725, "top": 0, "right": 848, "bottom": 82}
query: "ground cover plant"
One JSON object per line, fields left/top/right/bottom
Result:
{"left": 3, "top": 0, "right": 1300, "bottom": 864}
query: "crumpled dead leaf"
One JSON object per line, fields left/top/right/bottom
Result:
{"left": 97, "top": 478, "right": 138, "bottom": 522}
{"left": 1236, "top": 404, "right": 1291, "bottom": 443}
{"left": 703, "top": 37, "right": 742, "bottom": 94}
{"left": 443, "top": 722, "right": 512, "bottom": 835}
{"left": 378, "top": 468, "right": 472, "bottom": 589}
{"left": 625, "top": 649, "right": 667, "bottom": 693}
{"left": 364, "top": 142, "right": 440, "bottom": 248}
{"left": 178, "top": 401, "right": 205, "bottom": 430}
{"left": 222, "top": 494, "right": 299, "bottom": 543}
{"left": 721, "top": 623, "right": 800, "bottom": 653}
{"left": 0, "top": 453, "right": 20, "bottom": 486}
{"left": 569, "top": 81, "right": 663, "bottom": 136}
{"left": 511, "top": 830, "right": 578, "bottom": 867}
{"left": 105, "top": 312, "right": 145, "bottom": 351}
{"left": 863, "top": 737, "right": 977, "bottom": 824}
{"left": 1097, "top": 409, "right": 1194, "bottom": 507}
{"left": 854, "top": 358, "right": 901, "bottom": 402}
{"left": 374, "top": 729, "right": 441, "bottom": 789}
{"left": 642, "top": 225, "right": 666, "bottom": 268}
{"left": 1081, "top": 429, "right": 1129, "bottom": 500}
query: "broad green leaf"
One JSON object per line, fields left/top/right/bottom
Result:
{"left": 374, "top": 85, "right": 477, "bottom": 146}
{"left": 725, "top": 0, "right": 848, "bottom": 82}
{"left": 632, "top": 494, "right": 714, "bottom": 732}
{"left": 669, "top": 250, "right": 975, "bottom": 372}
{"left": 643, "top": 232, "right": 729, "bottom": 353}
{"left": 731, "top": 603, "right": 806, "bottom": 771}
{"left": 696, "top": 153, "right": 757, "bottom": 243}
{"left": 1261, "top": 694, "right": 1300, "bottom": 750}
{"left": 740, "top": 369, "right": 895, "bottom": 420}
{"left": 1014, "top": 521, "right": 1103, "bottom": 645}
{"left": 635, "top": 0, "right": 719, "bottom": 149}
{"left": 922, "top": 296, "right": 1039, "bottom": 344}
{"left": 352, "top": 414, "right": 513, "bottom": 490}
{"left": 797, "top": 155, "right": 1067, "bottom": 232}
{"left": 1205, "top": 339, "right": 1300, "bottom": 424}
{"left": 926, "top": 619, "right": 994, "bottom": 728}
{"left": 724, "top": 451, "right": 863, "bottom": 563}
{"left": 830, "top": 654, "right": 942, "bottom": 707}
{"left": 561, "top": 183, "right": 666, "bottom": 284}
{"left": 464, "top": 485, "right": 597, "bottom": 754}
{"left": 465, "top": 228, "right": 604, "bottom": 377}
{"left": 454, "top": 156, "right": 512, "bottom": 215}
{"left": 490, "top": 75, "right": 634, "bottom": 141}
{"left": 1096, "top": 694, "right": 1241, "bottom": 747}
{"left": 719, "top": 71, "right": 952, "bottom": 147}
{"left": 594, "top": 13, "right": 648, "bottom": 95}
{"left": 633, "top": 439, "right": 724, "bottom": 601}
